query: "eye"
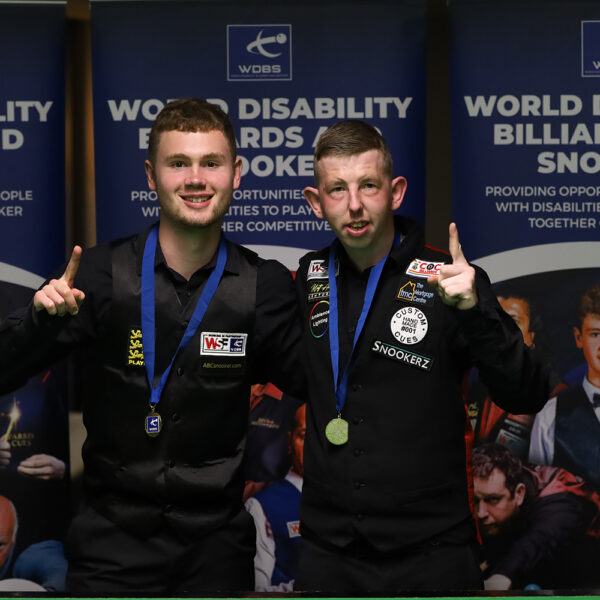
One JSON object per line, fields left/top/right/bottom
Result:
{"left": 171, "top": 160, "right": 186, "bottom": 168}
{"left": 206, "top": 161, "right": 219, "bottom": 168}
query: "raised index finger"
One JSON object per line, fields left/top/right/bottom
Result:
{"left": 62, "top": 245, "right": 82, "bottom": 287}
{"left": 449, "top": 222, "right": 467, "bottom": 264}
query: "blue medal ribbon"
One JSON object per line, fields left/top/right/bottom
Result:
{"left": 141, "top": 224, "right": 227, "bottom": 407}
{"left": 327, "top": 233, "right": 400, "bottom": 415}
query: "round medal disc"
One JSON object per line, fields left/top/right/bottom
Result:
{"left": 145, "top": 409, "right": 162, "bottom": 438}
{"left": 325, "top": 417, "right": 349, "bottom": 445}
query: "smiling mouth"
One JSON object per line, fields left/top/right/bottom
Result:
{"left": 181, "top": 194, "right": 212, "bottom": 204}
{"left": 347, "top": 221, "right": 368, "bottom": 231}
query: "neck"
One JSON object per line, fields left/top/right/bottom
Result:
{"left": 345, "top": 224, "right": 395, "bottom": 272}
{"left": 158, "top": 220, "right": 221, "bottom": 280}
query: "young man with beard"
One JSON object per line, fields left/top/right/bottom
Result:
{"left": 0, "top": 98, "right": 303, "bottom": 595}
{"left": 294, "top": 120, "right": 550, "bottom": 594}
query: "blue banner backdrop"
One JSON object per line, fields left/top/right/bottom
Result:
{"left": 450, "top": 1, "right": 600, "bottom": 592}
{"left": 450, "top": 0, "right": 600, "bottom": 377}
{"left": 90, "top": 0, "right": 426, "bottom": 269}
{"left": 0, "top": 1, "right": 70, "bottom": 592}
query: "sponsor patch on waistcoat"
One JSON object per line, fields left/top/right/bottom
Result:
{"left": 127, "top": 328, "right": 145, "bottom": 366}
{"left": 201, "top": 332, "right": 247, "bottom": 356}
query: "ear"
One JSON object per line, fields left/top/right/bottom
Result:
{"left": 304, "top": 186, "right": 324, "bottom": 220}
{"left": 391, "top": 176, "right": 407, "bottom": 211}
{"left": 574, "top": 326, "right": 583, "bottom": 349}
{"left": 233, "top": 157, "right": 242, "bottom": 190}
{"left": 514, "top": 482, "right": 526, "bottom": 507}
{"left": 145, "top": 160, "right": 156, "bottom": 191}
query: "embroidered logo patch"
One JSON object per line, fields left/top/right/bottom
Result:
{"left": 307, "top": 259, "right": 328, "bottom": 280}
{"left": 371, "top": 340, "right": 433, "bottom": 372}
{"left": 307, "top": 281, "right": 330, "bottom": 302}
{"left": 396, "top": 277, "right": 435, "bottom": 307}
{"left": 406, "top": 258, "right": 444, "bottom": 279}
{"left": 128, "top": 328, "right": 145, "bottom": 366}
{"left": 390, "top": 306, "right": 428, "bottom": 345}
{"left": 201, "top": 332, "right": 247, "bottom": 356}
{"left": 309, "top": 300, "right": 329, "bottom": 339}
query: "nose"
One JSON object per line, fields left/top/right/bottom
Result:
{"left": 185, "top": 166, "right": 206, "bottom": 186}
{"left": 477, "top": 501, "right": 489, "bottom": 520}
{"left": 348, "top": 187, "right": 362, "bottom": 213}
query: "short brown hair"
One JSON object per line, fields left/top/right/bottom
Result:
{"left": 313, "top": 120, "right": 393, "bottom": 185}
{"left": 147, "top": 98, "right": 237, "bottom": 163}
{"left": 472, "top": 444, "right": 524, "bottom": 497}
{"left": 577, "top": 284, "right": 600, "bottom": 327}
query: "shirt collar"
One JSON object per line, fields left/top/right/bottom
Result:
{"left": 285, "top": 470, "right": 303, "bottom": 492}
{"left": 582, "top": 376, "right": 600, "bottom": 406}
{"left": 134, "top": 224, "right": 240, "bottom": 277}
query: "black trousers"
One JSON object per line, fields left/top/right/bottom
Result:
{"left": 65, "top": 505, "right": 255, "bottom": 596}
{"left": 295, "top": 536, "right": 483, "bottom": 595}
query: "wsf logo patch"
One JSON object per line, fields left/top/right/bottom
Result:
{"left": 201, "top": 332, "right": 247, "bottom": 356}
{"left": 581, "top": 21, "right": 600, "bottom": 77}
{"left": 227, "top": 24, "right": 292, "bottom": 81}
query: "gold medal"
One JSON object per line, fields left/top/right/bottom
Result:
{"left": 145, "top": 405, "right": 162, "bottom": 437}
{"left": 325, "top": 416, "right": 349, "bottom": 445}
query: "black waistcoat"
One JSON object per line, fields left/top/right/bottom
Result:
{"left": 80, "top": 232, "right": 257, "bottom": 540}
{"left": 555, "top": 385, "right": 600, "bottom": 488}
{"left": 297, "top": 219, "right": 477, "bottom": 553}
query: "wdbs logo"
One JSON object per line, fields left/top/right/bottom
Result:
{"left": 581, "top": 21, "right": 600, "bottom": 77}
{"left": 227, "top": 24, "right": 292, "bottom": 81}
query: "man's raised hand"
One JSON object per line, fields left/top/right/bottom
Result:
{"left": 427, "top": 223, "right": 478, "bottom": 310}
{"left": 34, "top": 246, "right": 85, "bottom": 316}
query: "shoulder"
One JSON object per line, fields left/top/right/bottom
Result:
{"left": 256, "top": 258, "right": 294, "bottom": 288}
{"left": 227, "top": 240, "right": 259, "bottom": 265}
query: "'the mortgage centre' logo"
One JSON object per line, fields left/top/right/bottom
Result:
{"left": 227, "top": 24, "right": 292, "bottom": 81}
{"left": 582, "top": 21, "right": 600, "bottom": 77}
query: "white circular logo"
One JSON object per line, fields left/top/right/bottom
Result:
{"left": 390, "top": 306, "right": 428, "bottom": 345}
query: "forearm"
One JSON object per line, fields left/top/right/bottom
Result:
{"left": 0, "top": 302, "right": 83, "bottom": 394}
{"left": 490, "top": 495, "right": 583, "bottom": 582}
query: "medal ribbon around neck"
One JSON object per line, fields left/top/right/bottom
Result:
{"left": 141, "top": 224, "right": 228, "bottom": 417}
{"left": 326, "top": 233, "right": 400, "bottom": 444}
